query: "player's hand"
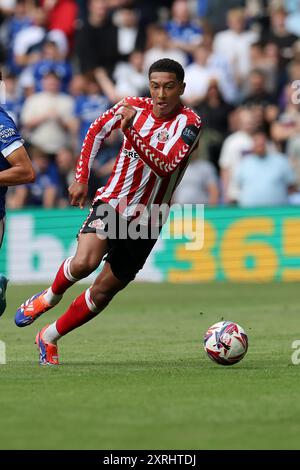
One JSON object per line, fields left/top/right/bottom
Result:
{"left": 68, "top": 181, "right": 88, "bottom": 209}
{"left": 115, "top": 101, "right": 137, "bottom": 132}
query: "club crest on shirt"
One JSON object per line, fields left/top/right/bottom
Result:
{"left": 157, "top": 129, "right": 169, "bottom": 143}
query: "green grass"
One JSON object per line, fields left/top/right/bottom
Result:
{"left": 0, "top": 282, "right": 299, "bottom": 450}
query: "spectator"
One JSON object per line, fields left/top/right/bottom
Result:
{"left": 71, "top": 72, "right": 111, "bottom": 151}
{"left": 183, "top": 44, "right": 237, "bottom": 106}
{"left": 2, "top": 72, "right": 23, "bottom": 125}
{"left": 264, "top": 41, "right": 286, "bottom": 96}
{"left": 8, "top": 146, "right": 59, "bottom": 208}
{"left": 95, "top": 51, "right": 148, "bottom": 102}
{"left": 40, "top": 0, "right": 78, "bottom": 49}
{"left": 45, "top": 28, "right": 69, "bottom": 56}
{"left": 285, "top": 0, "right": 300, "bottom": 37}
{"left": 165, "top": 0, "right": 203, "bottom": 57}
{"left": 68, "top": 73, "right": 86, "bottom": 97}
{"left": 199, "top": 0, "right": 246, "bottom": 33}
{"left": 18, "top": 69, "right": 36, "bottom": 98}
{"left": 29, "top": 37, "right": 72, "bottom": 92}
{"left": 249, "top": 41, "right": 282, "bottom": 96}
{"left": 55, "top": 145, "right": 76, "bottom": 207}
{"left": 261, "top": 6, "right": 298, "bottom": 65}
{"left": 271, "top": 82, "right": 300, "bottom": 152}
{"left": 13, "top": 6, "right": 47, "bottom": 68}
{"left": 21, "top": 71, "right": 74, "bottom": 155}
{"left": 246, "top": 0, "right": 270, "bottom": 32}
{"left": 235, "top": 130, "right": 296, "bottom": 207}
{"left": 75, "top": 0, "right": 120, "bottom": 74}
{"left": 200, "top": 30, "right": 239, "bottom": 103}
{"left": 219, "top": 107, "right": 256, "bottom": 203}
{"left": 2, "top": 0, "right": 33, "bottom": 72}
{"left": 134, "top": 0, "right": 172, "bottom": 26}
{"left": 241, "top": 69, "right": 279, "bottom": 132}
{"left": 249, "top": 41, "right": 265, "bottom": 70}
{"left": 113, "top": 7, "right": 146, "bottom": 60}
{"left": 195, "top": 80, "right": 234, "bottom": 171}
{"left": 113, "top": 50, "right": 148, "bottom": 98}
{"left": 143, "top": 24, "right": 187, "bottom": 72}
{"left": 213, "top": 8, "right": 258, "bottom": 87}
{"left": 0, "top": 0, "right": 298, "bottom": 209}
{"left": 173, "top": 153, "right": 219, "bottom": 205}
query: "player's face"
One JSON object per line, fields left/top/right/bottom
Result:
{"left": 149, "top": 72, "right": 185, "bottom": 118}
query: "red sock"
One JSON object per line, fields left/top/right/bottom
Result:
{"left": 56, "top": 289, "right": 99, "bottom": 336}
{"left": 52, "top": 257, "right": 77, "bottom": 295}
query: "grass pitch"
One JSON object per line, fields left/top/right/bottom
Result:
{"left": 0, "top": 282, "right": 299, "bottom": 450}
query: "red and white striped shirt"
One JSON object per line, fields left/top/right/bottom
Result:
{"left": 75, "top": 96, "right": 202, "bottom": 219}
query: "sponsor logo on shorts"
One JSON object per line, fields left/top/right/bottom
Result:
{"left": 88, "top": 219, "right": 105, "bottom": 230}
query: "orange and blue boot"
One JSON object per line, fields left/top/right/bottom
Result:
{"left": 35, "top": 325, "right": 59, "bottom": 366}
{"left": 15, "top": 290, "right": 53, "bottom": 327}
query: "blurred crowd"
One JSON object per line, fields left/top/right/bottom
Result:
{"left": 1, "top": 0, "right": 300, "bottom": 208}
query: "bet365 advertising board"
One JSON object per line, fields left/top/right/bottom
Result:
{"left": 0, "top": 206, "right": 299, "bottom": 283}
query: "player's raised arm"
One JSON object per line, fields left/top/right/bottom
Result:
{"left": 69, "top": 103, "right": 124, "bottom": 208}
{"left": 116, "top": 61, "right": 202, "bottom": 177}
{"left": 0, "top": 145, "right": 35, "bottom": 186}
{"left": 121, "top": 105, "right": 201, "bottom": 177}
{"left": 74, "top": 104, "right": 124, "bottom": 185}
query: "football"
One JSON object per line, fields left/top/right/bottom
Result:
{"left": 204, "top": 321, "right": 248, "bottom": 366}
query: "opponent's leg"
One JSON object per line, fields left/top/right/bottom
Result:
{"left": 36, "top": 262, "right": 128, "bottom": 365}
{"left": 15, "top": 233, "right": 108, "bottom": 327}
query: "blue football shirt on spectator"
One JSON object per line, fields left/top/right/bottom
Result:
{"left": 6, "top": 15, "right": 33, "bottom": 73}
{"left": 75, "top": 94, "right": 110, "bottom": 149}
{"left": 33, "top": 60, "right": 73, "bottom": 93}
{"left": 0, "top": 107, "right": 24, "bottom": 218}
{"left": 165, "top": 21, "right": 202, "bottom": 46}
{"left": 197, "top": 0, "right": 208, "bottom": 17}
{"left": 27, "top": 163, "right": 59, "bottom": 207}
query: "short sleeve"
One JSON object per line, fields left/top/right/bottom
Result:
{"left": 1, "top": 140, "right": 24, "bottom": 158}
{"left": 0, "top": 108, "right": 24, "bottom": 158}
